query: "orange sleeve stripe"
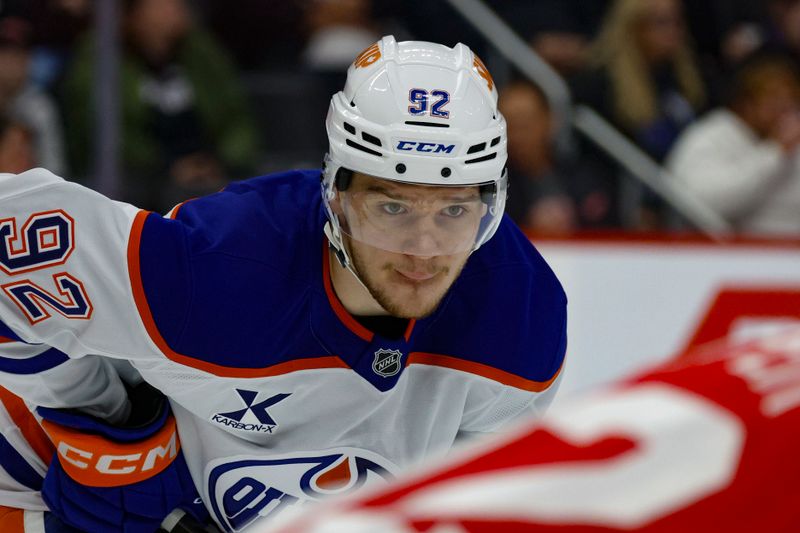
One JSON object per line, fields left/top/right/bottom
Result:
{"left": 127, "top": 211, "right": 349, "bottom": 378}
{"left": 0, "top": 337, "right": 15, "bottom": 344}
{"left": 0, "top": 386, "right": 54, "bottom": 464}
{"left": 407, "top": 352, "right": 563, "bottom": 392}
{"left": 0, "top": 506, "right": 25, "bottom": 533}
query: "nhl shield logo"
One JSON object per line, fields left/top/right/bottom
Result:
{"left": 372, "top": 349, "right": 403, "bottom": 377}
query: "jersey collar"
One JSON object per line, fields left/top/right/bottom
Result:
{"left": 311, "top": 242, "right": 419, "bottom": 392}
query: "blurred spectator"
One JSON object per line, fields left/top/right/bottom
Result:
{"left": 63, "top": 0, "right": 259, "bottom": 212}
{"left": 0, "top": 0, "right": 92, "bottom": 90}
{"left": 200, "top": 0, "right": 306, "bottom": 71}
{"left": 720, "top": 22, "right": 767, "bottom": 68}
{"left": 759, "top": 0, "right": 800, "bottom": 68}
{"left": 500, "top": 80, "right": 576, "bottom": 235}
{"left": 0, "top": 16, "right": 66, "bottom": 174}
{"left": 499, "top": 0, "right": 611, "bottom": 77}
{"left": 499, "top": 80, "right": 617, "bottom": 233}
{"left": 389, "top": 0, "right": 485, "bottom": 56}
{"left": 0, "top": 116, "right": 34, "bottom": 173}
{"left": 667, "top": 55, "right": 800, "bottom": 236}
{"left": 32, "top": 0, "right": 92, "bottom": 90}
{"left": 572, "top": 0, "right": 707, "bottom": 230}
{"left": 680, "top": 1, "right": 768, "bottom": 71}
{"left": 530, "top": 29, "right": 589, "bottom": 78}
{"left": 302, "top": 0, "right": 381, "bottom": 73}
{"left": 575, "top": 0, "right": 706, "bottom": 161}
{"left": 301, "top": 0, "right": 383, "bottom": 106}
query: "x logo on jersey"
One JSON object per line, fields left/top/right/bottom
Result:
{"left": 218, "top": 390, "right": 291, "bottom": 425}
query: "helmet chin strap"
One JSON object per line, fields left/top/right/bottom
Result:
{"left": 323, "top": 221, "right": 373, "bottom": 295}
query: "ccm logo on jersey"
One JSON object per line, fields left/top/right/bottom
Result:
{"left": 395, "top": 140, "right": 456, "bottom": 155}
{"left": 207, "top": 448, "right": 397, "bottom": 531}
{"left": 41, "top": 416, "right": 179, "bottom": 487}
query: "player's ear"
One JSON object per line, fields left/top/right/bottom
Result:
{"left": 335, "top": 168, "right": 353, "bottom": 192}
{"left": 329, "top": 189, "right": 344, "bottom": 216}
{"left": 325, "top": 167, "right": 353, "bottom": 216}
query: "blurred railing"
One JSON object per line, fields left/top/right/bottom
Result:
{"left": 93, "top": 0, "right": 121, "bottom": 198}
{"left": 445, "top": 0, "right": 734, "bottom": 240}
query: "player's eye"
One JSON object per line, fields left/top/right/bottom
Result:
{"left": 380, "top": 202, "right": 408, "bottom": 215}
{"left": 442, "top": 205, "right": 467, "bottom": 218}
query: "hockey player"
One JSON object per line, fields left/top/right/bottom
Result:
{"left": 0, "top": 36, "right": 566, "bottom": 531}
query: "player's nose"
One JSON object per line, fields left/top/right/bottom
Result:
{"left": 397, "top": 217, "right": 445, "bottom": 257}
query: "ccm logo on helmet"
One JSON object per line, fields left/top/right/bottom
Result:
{"left": 395, "top": 141, "right": 455, "bottom": 154}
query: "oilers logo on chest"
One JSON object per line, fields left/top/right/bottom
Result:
{"left": 206, "top": 448, "right": 398, "bottom": 531}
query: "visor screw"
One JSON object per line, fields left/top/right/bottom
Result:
{"left": 396, "top": 163, "right": 406, "bottom": 174}
{"left": 441, "top": 167, "right": 451, "bottom": 178}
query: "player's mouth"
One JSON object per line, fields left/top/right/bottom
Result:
{"left": 393, "top": 268, "right": 439, "bottom": 283}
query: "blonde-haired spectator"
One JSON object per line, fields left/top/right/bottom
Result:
{"left": 585, "top": 0, "right": 705, "bottom": 146}
{"left": 572, "top": 0, "right": 708, "bottom": 229}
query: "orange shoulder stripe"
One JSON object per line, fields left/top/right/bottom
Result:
{"left": 407, "top": 352, "right": 563, "bottom": 392}
{"left": 167, "top": 198, "right": 197, "bottom": 220}
{"left": 0, "top": 386, "right": 54, "bottom": 464}
{"left": 127, "top": 211, "right": 348, "bottom": 378}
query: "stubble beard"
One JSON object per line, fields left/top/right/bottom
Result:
{"left": 348, "top": 242, "right": 466, "bottom": 319}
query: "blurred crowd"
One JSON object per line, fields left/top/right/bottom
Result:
{"left": 0, "top": 0, "right": 799, "bottom": 238}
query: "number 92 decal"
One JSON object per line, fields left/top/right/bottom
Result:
{"left": 408, "top": 89, "right": 451, "bottom": 118}
{"left": 0, "top": 211, "right": 92, "bottom": 324}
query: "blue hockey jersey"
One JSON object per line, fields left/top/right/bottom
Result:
{"left": 0, "top": 168, "right": 566, "bottom": 531}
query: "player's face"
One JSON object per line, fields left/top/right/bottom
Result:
{"left": 339, "top": 173, "right": 478, "bottom": 318}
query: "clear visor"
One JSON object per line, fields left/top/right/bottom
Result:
{"left": 331, "top": 172, "right": 507, "bottom": 257}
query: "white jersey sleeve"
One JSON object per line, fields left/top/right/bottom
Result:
{"left": 0, "top": 385, "right": 51, "bottom": 532}
{"left": 0, "top": 169, "right": 162, "bottom": 413}
{"left": 0, "top": 339, "right": 129, "bottom": 421}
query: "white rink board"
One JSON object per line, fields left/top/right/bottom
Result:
{"left": 535, "top": 238, "right": 800, "bottom": 403}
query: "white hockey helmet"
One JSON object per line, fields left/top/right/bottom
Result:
{"left": 322, "top": 35, "right": 508, "bottom": 262}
